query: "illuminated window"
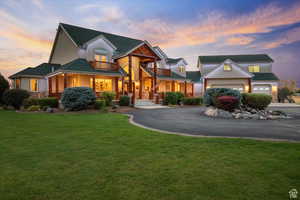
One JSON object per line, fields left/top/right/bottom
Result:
{"left": 90, "top": 78, "right": 112, "bottom": 92}
{"left": 30, "top": 79, "right": 38, "bottom": 92}
{"left": 179, "top": 66, "right": 185, "bottom": 73}
{"left": 223, "top": 64, "right": 232, "bottom": 71}
{"left": 248, "top": 65, "right": 260, "bottom": 72}
{"left": 15, "top": 79, "right": 20, "bottom": 89}
{"left": 94, "top": 54, "right": 107, "bottom": 62}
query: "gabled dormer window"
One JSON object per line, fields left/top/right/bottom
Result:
{"left": 223, "top": 64, "right": 232, "bottom": 71}
{"left": 248, "top": 65, "right": 260, "bottom": 72}
{"left": 94, "top": 54, "right": 107, "bottom": 62}
{"left": 179, "top": 66, "right": 185, "bottom": 73}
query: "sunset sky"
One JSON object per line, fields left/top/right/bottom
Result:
{"left": 0, "top": 0, "right": 300, "bottom": 86}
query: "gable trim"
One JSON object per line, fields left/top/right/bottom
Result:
{"left": 82, "top": 34, "right": 117, "bottom": 50}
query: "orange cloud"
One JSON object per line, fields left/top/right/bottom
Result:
{"left": 226, "top": 36, "right": 255, "bottom": 45}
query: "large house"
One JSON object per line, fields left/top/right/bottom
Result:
{"left": 9, "top": 23, "right": 196, "bottom": 103}
{"left": 196, "top": 55, "right": 279, "bottom": 101}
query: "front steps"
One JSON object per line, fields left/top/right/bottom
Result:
{"left": 134, "top": 99, "right": 169, "bottom": 109}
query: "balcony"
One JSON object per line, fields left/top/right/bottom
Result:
{"left": 149, "top": 68, "right": 171, "bottom": 76}
{"left": 90, "top": 61, "right": 119, "bottom": 71}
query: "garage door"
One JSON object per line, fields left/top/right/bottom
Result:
{"left": 211, "top": 85, "right": 244, "bottom": 92}
{"left": 253, "top": 85, "right": 271, "bottom": 94}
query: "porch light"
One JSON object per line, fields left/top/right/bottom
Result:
{"left": 272, "top": 86, "right": 277, "bottom": 92}
{"left": 206, "top": 86, "right": 211, "bottom": 89}
{"left": 245, "top": 85, "right": 249, "bottom": 92}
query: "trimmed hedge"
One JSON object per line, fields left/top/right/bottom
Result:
{"left": 0, "top": 73, "right": 9, "bottom": 104}
{"left": 204, "top": 88, "right": 241, "bottom": 107}
{"left": 94, "top": 99, "right": 106, "bottom": 110}
{"left": 101, "top": 92, "right": 115, "bottom": 106}
{"left": 215, "top": 96, "right": 239, "bottom": 112}
{"left": 24, "top": 97, "right": 58, "bottom": 109}
{"left": 119, "top": 95, "right": 130, "bottom": 106}
{"left": 163, "top": 92, "right": 184, "bottom": 105}
{"left": 242, "top": 93, "right": 272, "bottom": 110}
{"left": 61, "top": 87, "right": 96, "bottom": 111}
{"left": 182, "top": 97, "right": 203, "bottom": 105}
{"left": 27, "top": 105, "right": 41, "bottom": 111}
{"left": 2, "top": 89, "right": 30, "bottom": 109}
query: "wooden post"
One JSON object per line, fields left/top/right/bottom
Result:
{"left": 121, "top": 76, "right": 124, "bottom": 95}
{"left": 184, "top": 81, "right": 187, "bottom": 97}
{"left": 92, "top": 75, "right": 96, "bottom": 92}
{"left": 154, "top": 59, "right": 157, "bottom": 94}
{"left": 204, "top": 78, "right": 207, "bottom": 92}
{"left": 192, "top": 83, "right": 194, "bottom": 97}
{"left": 128, "top": 55, "right": 132, "bottom": 93}
{"left": 132, "top": 82, "right": 135, "bottom": 105}
{"left": 55, "top": 75, "right": 59, "bottom": 94}
{"left": 248, "top": 78, "right": 252, "bottom": 93}
{"left": 48, "top": 77, "right": 52, "bottom": 96}
{"left": 172, "top": 81, "right": 175, "bottom": 92}
{"left": 115, "top": 77, "right": 119, "bottom": 99}
{"left": 139, "top": 66, "right": 143, "bottom": 99}
{"left": 63, "top": 73, "right": 67, "bottom": 89}
{"left": 150, "top": 77, "right": 154, "bottom": 99}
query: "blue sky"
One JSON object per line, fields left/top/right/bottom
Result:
{"left": 0, "top": 0, "right": 300, "bottom": 86}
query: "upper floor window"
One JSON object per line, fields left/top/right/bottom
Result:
{"left": 94, "top": 54, "right": 107, "bottom": 62}
{"left": 248, "top": 65, "right": 260, "bottom": 72}
{"left": 15, "top": 79, "right": 20, "bottom": 89}
{"left": 179, "top": 66, "right": 185, "bottom": 73}
{"left": 30, "top": 79, "right": 38, "bottom": 92}
{"left": 223, "top": 64, "right": 232, "bottom": 71}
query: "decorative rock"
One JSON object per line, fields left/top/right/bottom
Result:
{"left": 204, "top": 107, "right": 218, "bottom": 117}
{"left": 271, "top": 110, "right": 287, "bottom": 116}
{"left": 218, "top": 110, "right": 233, "bottom": 118}
{"left": 46, "top": 107, "right": 54, "bottom": 113}
{"left": 259, "top": 116, "right": 267, "bottom": 120}
{"left": 112, "top": 105, "right": 119, "bottom": 109}
{"left": 233, "top": 113, "right": 242, "bottom": 119}
{"left": 250, "top": 109, "right": 257, "bottom": 114}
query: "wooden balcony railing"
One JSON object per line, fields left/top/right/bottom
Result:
{"left": 90, "top": 61, "right": 119, "bottom": 71}
{"left": 149, "top": 68, "right": 171, "bottom": 76}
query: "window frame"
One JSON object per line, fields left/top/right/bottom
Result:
{"left": 223, "top": 64, "right": 232, "bottom": 71}
{"left": 248, "top": 65, "right": 260, "bottom": 72}
{"left": 30, "top": 79, "right": 38, "bottom": 92}
{"left": 94, "top": 54, "right": 108, "bottom": 62}
{"left": 15, "top": 79, "right": 20, "bottom": 89}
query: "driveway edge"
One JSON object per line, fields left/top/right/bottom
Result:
{"left": 125, "top": 114, "right": 300, "bottom": 143}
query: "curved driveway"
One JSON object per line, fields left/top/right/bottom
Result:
{"left": 127, "top": 107, "right": 300, "bottom": 142}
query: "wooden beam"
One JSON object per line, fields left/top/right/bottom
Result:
{"left": 154, "top": 59, "right": 157, "bottom": 94}
{"left": 132, "top": 82, "right": 135, "bottom": 105}
{"left": 192, "top": 83, "right": 194, "bottom": 97}
{"left": 63, "top": 73, "right": 67, "bottom": 89}
{"left": 139, "top": 66, "right": 143, "bottom": 99}
{"left": 121, "top": 76, "right": 124, "bottom": 95}
{"left": 248, "top": 78, "right": 252, "bottom": 93}
{"left": 48, "top": 77, "right": 52, "bottom": 96}
{"left": 204, "top": 78, "right": 207, "bottom": 92}
{"left": 184, "top": 81, "right": 187, "bottom": 97}
{"left": 115, "top": 77, "right": 119, "bottom": 99}
{"left": 172, "top": 80, "right": 175, "bottom": 92}
{"left": 128, "top": 55, "right": 132, "bottom": 93}
{"left": 92, "top": 75, "right": 96, "bottom": 92}
{"left": 130, "top": 53, "right": 156, "bottom": 59}
{"left": 55, "top": 75, "right": 59, "bottom": 94}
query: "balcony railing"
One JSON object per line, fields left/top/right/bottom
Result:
{"left": 90, "top": 61, "right": 119, "bottom": 71}
{"left": 149, "top": 68, "right": 171, "bottom": 76}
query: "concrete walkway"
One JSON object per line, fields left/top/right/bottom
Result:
{"left": 127, "top": 107, "right": 300, "bottom": 142}
{"left": 269, "top": 103, "right": 300, "bottom": 107}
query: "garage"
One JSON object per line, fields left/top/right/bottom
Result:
{"left": 252, "top": 85, "right": 271, "bottom": 94}
{"left": 211, "top": 84, "right": 244, "bottom": 92}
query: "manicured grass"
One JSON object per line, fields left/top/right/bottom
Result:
{"left": 0, "top": 111, "right": 299, "bottom": 200}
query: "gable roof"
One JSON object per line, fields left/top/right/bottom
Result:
{"left": 60, "top": 23, "right": 144, "bottom": 57}
{"left": 9, "top": 63, "right": 61, "bottom": 79}
{"left": 252, "top": 72, "right": 279, "bottom": 81}
{"left": 199, "top": 54, "right": 274, "bottom": 64}
{"left": 186, "top": 71, "right": 202, "bottom": 83}
{"left": 166, "top": 58, "right": 183, "bottom": 65}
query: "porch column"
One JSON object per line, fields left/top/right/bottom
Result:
{"left": 115, "top": 77, "right": 119, "bottom": 99}
{"left": 139, "top": 66, "right": 143, "bottom": 99}
{"left": 92, "top": 75, "right": 96, "bottom": 92}
{"left": 248, "top": 78, "right": 252, "bottom": 93}
{"left": 154, "top": 59, "right": 157, "bottom": 94}
{"left": 121, "top": 76, "right": 124, "bottom": 95}
{"left": 172, "top": 81, "right": 175, "bottom": 92}
{"left": 132, "top": 82, "right": 135, "bottom": 105}
{"left": 128, "top": 55, "right": 132, "bottom": 93}
{"left": 192, "top": 83, "right": 194, "bottom": 96}
{"left": 204, "top": 78, "right": 207, "bottom": 92}
{"left": 150, "top": 77, "right": 154, "bottom": 99}
{"left": 63, "top": 73, "right": 67, "bottom": 89}
{"left": 55, "top": 75, "right": 59, "bottom": 94}
{"left": 184, "top": 81, "right": 187, "bottom": 97}
{"left": 48, "top": 77, "right": 52, "bottom": 96}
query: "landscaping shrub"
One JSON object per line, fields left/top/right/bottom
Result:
{"left": 101, "top": 92, "right": 115, "bottom": 106}
{"left": 94, "top": 99, "right": 106, "bottom": 110}
{"left": 278, "top": 87, "right": 292, "bottom": 103}
{"left": 163, "top": 92, "right": 178, "bottom": 105}
{"left": 204, "top": 88, "right": 241, "bottom": 107}
{"left": 182, "top": 97, "right": 203, "bottom": 105}
{"left": 119, "top": 95, "right": 130, "bottom": 106}
{"left": 2, "top": 89, "right": 30, "bottom": 109}
{"left": 0, "top": 73, "right": 9, "bottom": 104}
{"left": 61, "top": 87, "right": 96, "bottom": 111}
{"left": 175, "top": 92, "right": 184, "bottom": 104}
{"left": 215, "top": 96, "right": 239, "bottom": 112}
{"left": 27, "top": 105, "right": 41, "bottom": 111}
{"left": 242, "top": 93, "right": 272, "bottom": 110}
{"left": 24, "top": 97, "right": 58, "bottom": 109}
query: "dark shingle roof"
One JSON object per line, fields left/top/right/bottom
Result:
{"left": 199, "top": 54, "right": 274, "bottom": 64}
{"left": 60, "top": 23, "right": 143, "bottom": 56}
{"left": 186, "top": 71, "right": 202, "bottom": 83}
{"left": 9, "top": 63, "right": 61, "bottom": 78}
{"left": 60, "top": 59, "right": 124, "bottom": 76}
{"left": 251, "top": 73, "right": 279, "bottom": 81}
{"left": 166, "top": 58, "right": 182, "bottom": 65}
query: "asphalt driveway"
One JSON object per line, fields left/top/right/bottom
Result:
{"left": 127, "top": 106, "right": 300, "bottom": 142}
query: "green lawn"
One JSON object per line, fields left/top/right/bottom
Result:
{"left": 0, "top": 111, "right": 299, "bottom": 200}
